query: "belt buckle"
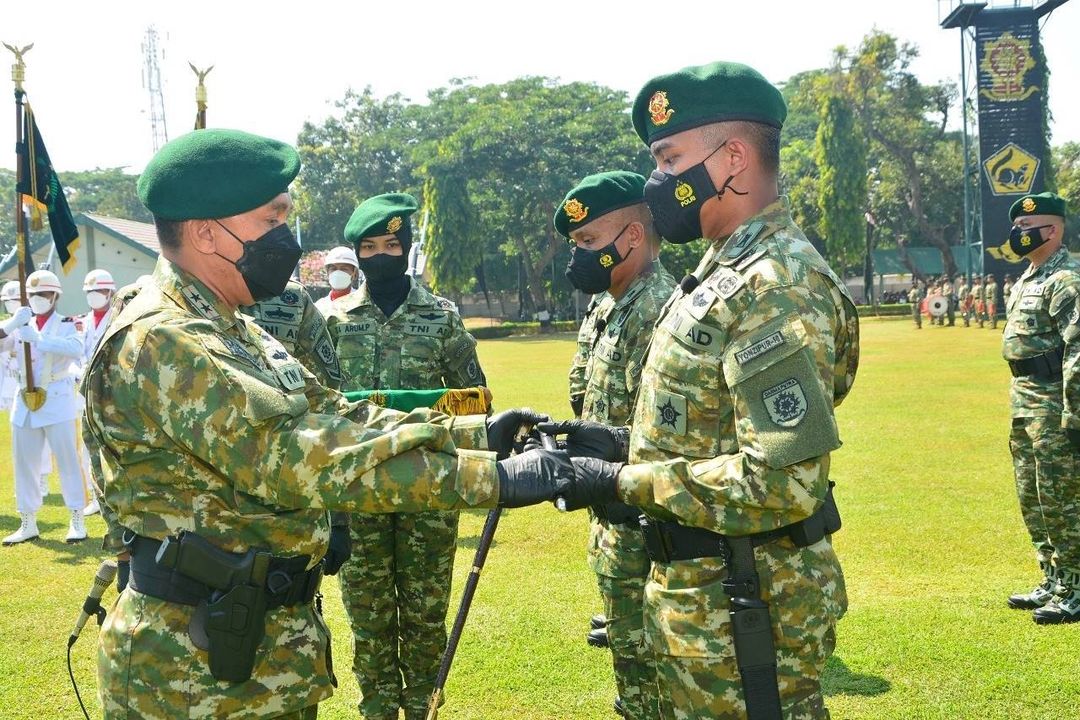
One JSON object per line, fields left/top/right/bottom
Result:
{"left": 266, "top": 569, "right": 294, "bottom": 597}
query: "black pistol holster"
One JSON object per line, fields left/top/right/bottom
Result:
{"left": 127, "top": 530, "right": 322, "bottom": 683}
{"left": 639, "top": 483, "right": 842, "bottom": 720}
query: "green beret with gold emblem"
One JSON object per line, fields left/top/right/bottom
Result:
{"left": 1009, "top": 191, "right": 1067, "bottom": 221}
{"left": 344, "top": 193, "right": 420, "bottom": 242}
{"left": 631, "top": 61, "right": 787, "bottom": 146}
{"left": 137, "top": 129, "right": 300, "bottom": 220}
{"left": 553, "top": 171, "right": 647, "bottom": 238}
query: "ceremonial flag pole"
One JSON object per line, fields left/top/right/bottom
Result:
{"left": 5, "top": 42, "right": 44, "bottom": 411}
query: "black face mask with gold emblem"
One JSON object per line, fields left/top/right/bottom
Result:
{"left": 1008, "top": 223, "right": 1053, "bottom": 257}
{"left": 643, "top": 141, "right": 746, "bottom": 244}
{"left": 565, "top": 224, "right": 632, "bottom": 295}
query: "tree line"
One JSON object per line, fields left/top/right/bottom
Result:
{"left": 1, "top": 31, "right": 1078, "bottom": 316}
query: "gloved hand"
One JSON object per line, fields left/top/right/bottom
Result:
{"left": 486, "top": 408, "right": 551, "bottom": 460}
{"left": 13, "top": 325, "right": 40, "bottom": 344}
{"left": 1, "top": 306, "right": 31, "bottom": 335}
{"left": 538, "top": 420, "right": 630, "bottom": 462}
{"left": 321, "top": 523, "right": 352, "bottom": 576}
{"left": 496, "top": 448, "right": 574, "bottom": 508}
{"left": 558, "top": 457, "right": 623, "bottom": 512}
{"left": 570, "top": 395, "right": 584, "bottom": 418}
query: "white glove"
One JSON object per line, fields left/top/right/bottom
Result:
{"left": 13, "top": 325, "right": 41, "bottom": 344}
{"left": 1, "top": 307, "right": 32, "bottom": 335}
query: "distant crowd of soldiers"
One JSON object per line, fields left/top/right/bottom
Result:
{"left": 907, "top": 273, "right": 1012, "bottom": 329}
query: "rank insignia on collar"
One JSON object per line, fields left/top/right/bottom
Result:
{"left": 564, "top": 198, "right": 588, "bottom": 223}
{"left": 180, "top": 285, "right": 221, "bottom": 320}
{"left": 387, "top": 216, "right": 403, "bottom": 234}
{"left": 648, "top": 91, "right": 674, "bottom": 126}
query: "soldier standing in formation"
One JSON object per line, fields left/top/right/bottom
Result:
{"left": 942, "top": 274, "right": 955, "bottom": 326}
{"left": 324, "top": 192, "right": 487, "bottom": 720}
{"left": 984, "top": 273, "right": 999, "bottom": 330}
{"left": 554, "top": 171, "right": 676, "bottom": 719}
{"left": 957, "top": 275, "right": 970, "bottom": 327}
{"left": 1001, "top": 192, "right": 1080, "bottom": 624}
{"left": 973, "top": 275, "right": 986, "bottom": 328}
{"left": 84, "top": 129, "right": 567, "bottom": 719}
{"left": 908, "top": 281, "right": 923, "bottom": 329}
{"left": 1, "top": 270, "right": 87, "bottom": 545}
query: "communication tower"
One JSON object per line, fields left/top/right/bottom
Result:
{"left": 141, "top": 26, "right": 169, "bottom": 153}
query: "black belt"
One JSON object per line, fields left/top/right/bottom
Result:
{"left": 591, "top": 501, "right": 641, "bottom": 526}
{"left": 127, "top": 534, "right": 322, "bottom": 609}
{"left": 1008, "top": 348, "right": 1064, "bottom": 380}
{"left": 639, "top": 483, "right": 841, "bottom": 564}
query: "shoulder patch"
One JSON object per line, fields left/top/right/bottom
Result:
{"left": 762, "top": 378, "right": 807, "bottom": 427}
{"left": 280, "top": 289, "right": 300, "bottom": 305}
{"left": 437, "top": 298, "right": 457, "bottom": 312}
{"left": 724, "top": 220, "right": 765, "bottom": 260}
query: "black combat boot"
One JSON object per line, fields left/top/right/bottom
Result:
{"left": 587, "top": 626, "right": 609, "bottom": 648}
{"left": 591, "top": 613, "right": 607, "bottom": 630}
{"left": 1033, "top": 569, "right": 1080, "bottom": 624}
{"left": 1008, "top": 561, "right": 1058, "bottom": 609}
{"left": 613, "top": 697, "right": 627, "bottom": 717}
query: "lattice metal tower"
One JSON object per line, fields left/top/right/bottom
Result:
{"left": 141, "top": 26, "right": 169, "bottom": 153}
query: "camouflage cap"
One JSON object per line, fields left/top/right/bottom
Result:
{"left": 553, "top": 171, "right": 647, "bottom": 238}
{"left": 137, "top": 129, "right": 300, "bottom": 220}
{"left": 344, "top": 193, "right": 420, "bottom": 242}
{"left": 632, "top": 61, "right": 787, "bottom": 146}
{"left": 1009, "top": 191, "right": 1066, "bottom": 221}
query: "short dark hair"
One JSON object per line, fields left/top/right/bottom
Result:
{"left": 702, "top": 121, "right": 781, "bottom": 176}
{"left": 153, "top": 216, "right": 185, "bottom": 250}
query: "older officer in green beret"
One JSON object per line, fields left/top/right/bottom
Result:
{"left": 1001, "top": 192, "right": 1080, "bottom": 624}
{"left": 552, "top": 171, "right": 675, "bottom": 720}
{"left": 324, "top": 192, "right": 487, "bottom": 720}
{"left": 547, "top": 62, "right": 860, "bottom": 719}
{"left": 83, "top": 129, "right": 568, "bottom": 720}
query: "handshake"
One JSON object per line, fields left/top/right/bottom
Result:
{"left": 485, "top": 410, "right": 630, "bottom": 510}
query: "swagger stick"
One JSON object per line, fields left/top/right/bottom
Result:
{"left": 4, "top": 42, "right": 43, "bottom": 410}
{"left": 425, "top": 433, "right": 558, "bottom": 720}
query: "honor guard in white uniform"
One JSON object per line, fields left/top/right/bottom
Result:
{"left": 314, "top": 245, "right": 360, "bottom": 317}
{"left": 77, "top": 269, "right": 117, "bottom": 516}
{"left": 1, "top": 270, "right": 88, "bottom": 545}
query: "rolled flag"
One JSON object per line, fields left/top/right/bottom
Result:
{"left": 344, "top": 387, "right": 491, "bottom": 415}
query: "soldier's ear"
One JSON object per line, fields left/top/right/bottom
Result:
{"left": 188, "top": 220, "right": 216, "bottom": 255}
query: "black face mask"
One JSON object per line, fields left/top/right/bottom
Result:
{"left": 565, "top": 224, "right": 632, "bottom": 294}
{"left": 216, "top": 222, "right": 302, "bottom": 302}
{"left": 358, "top": 252, "right": 409, "bottom": 284}
{"left": 1009, "top": 223, "right": 1053, "bottom": 257}
{"left": 644, "top": 141, "right": 747, "bottom": 244}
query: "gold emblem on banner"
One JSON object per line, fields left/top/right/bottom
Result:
{"left": 983, "top": 142, "right": 1039, "bottom": 196}
{"left": 979, "top": 32, "right": 1039, "bottom": 102}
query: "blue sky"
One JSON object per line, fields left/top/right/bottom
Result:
{"left": 2, "top": 0, "right": 1077, "bottom": 173}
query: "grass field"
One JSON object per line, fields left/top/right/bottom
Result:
{"left": 1, "top": 319, "right": 1078, "bottom": 719}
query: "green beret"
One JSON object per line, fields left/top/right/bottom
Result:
{"left": 632, "top": 61, "right": 787, "bottom": 146}
{"left": 553, "top": 171, "right": 647, "bottom": 238}
{"left": 137, "top": 129, "right": 300, "bottom": 220}
{"left": 344, "top": 193, "right": 420, "bottom": 242}
{"left": 1009, "top": 192, "right": 1067, "bottom": 221}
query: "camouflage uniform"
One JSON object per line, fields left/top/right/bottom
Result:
{"left": 907, "top": 285, "right": 922, "bottom": 329}
{"left": 973, "top": 281, "right": 986, "bottom": 328}
{"left": 620, "top": 199, "right": 859, "bottom": 719}
{"left": 325, "top": 278, "right": 486, "bottom": 720}
{"left": 956, "top": 279, "right": 970, "bottom": 327}
{"left": 570, "top": 294, "right": 605, "bottom": 417}
{"left": 985, "top": 277, "right": 999, "bottom": 329}
{"left": 243, "top": 279, "right": 344, "bottom": 389}
{"left": 84, "top": 258, "right": 498, "bottom": 720}
{"left": 580, "top": 261, "right": 675, "bottom": 720}
{"left": 1002, "top": 247, "right": 1080, "bottom": 594}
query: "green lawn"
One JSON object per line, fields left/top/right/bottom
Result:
{"left": 1, "top": 320, "right": 1077, "bottom": 719}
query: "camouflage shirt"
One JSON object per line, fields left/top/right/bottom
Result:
{"left": 1002, "top": 247, "right": 1080, "bottom": 422}
{"left": 569, "top": 294, "right": 605, "bottom": 414}
{"left": 324, "top": 278, "right": 485, "bottom": 392}
{"left": 242, "top": 280, "right": 343, "bottom": 389}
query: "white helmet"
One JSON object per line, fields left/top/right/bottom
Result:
{"left": 26, "top": 269, "right": 62, "bottom": 295}
{"left": 323, "top": 246, "right": 359, "bottom": 269}
{"left": 0, "top": 280, "right": 18, "bottom": 302}
{"left": 83, "top": 269, "right": 116, "bottom": 292}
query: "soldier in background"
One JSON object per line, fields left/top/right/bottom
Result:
{"left": 973, "top": 275, "right": 986, "bottom": 328}
{"left": 553, "top": 170, "right": 676, "bottom": 719}
{"left": 957, "top": 275, "right": 970, "bottom": 327}
{"left": 1001, "top": 192, "right": 1080, "bottom": 624}
{"left": 569, "top": 294, "right": 603, "bottom": 417}
{"left": 908, "top": 280, "right": 923, "bottom": 329}
{"left": 325, "top": 192, "right": 487, "bottom": 720}
{"left": 1003, "top": 273, "right": 1015, "bottom": 308}
{"left": 942, "top": 275, "right": 955, "bottom": 326}
{"left": 984, "top": 273, "right": 999, "bottom": 330}
{"left": 77, "top": 268, "right": 117, "bottom": 517}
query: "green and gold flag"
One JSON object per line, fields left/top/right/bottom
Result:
{"left": 344, "top": 387, "right": 491, "bottom": 415}
{"left": 16, "top": 101, "right": 79, "bottom": 274}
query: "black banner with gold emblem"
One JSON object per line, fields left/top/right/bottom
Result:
{"left": 975, "top": 8, "right": 1048, "bottom": 276}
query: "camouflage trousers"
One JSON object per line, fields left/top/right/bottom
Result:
{"left": 589, "top": 514, "right": 659, "bottom": 719}
{"left": 1009, "top": 415, "right": 1080, "bottom": 572}
{"left": 643, "top": 539, "right": 844, "bottom": 720}
{"left": 339, "top": 510, "right": 459, "bottom": 720}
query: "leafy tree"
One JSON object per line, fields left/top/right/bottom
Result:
{"left": 815, "top": 93, "right": 867, "bottom": 270}
{"left": 1052, "top": 141, "right": 1079, "bottom": 249}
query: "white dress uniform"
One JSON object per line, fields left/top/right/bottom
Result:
{"left": 10, "top": 310, "right": 86, "bottom": 519}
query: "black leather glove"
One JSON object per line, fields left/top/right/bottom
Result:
{"left": 116, "top": 559, "right": 130, "bottom": 593}
{"left": 486, "top": 408, "right": 551, "bottom": 460}
{"left": 1067, "top": 428, "right": 1080, "bottom": 452}
{"left": 496, "top": 449, "right": 574, "bottom": 508}
{"left": 570, "top": 395, "right": 584, "bottom": 418}
{"left": 321, "top": 523, "right": 352, "bottom": 576}
{"left": 538, "top": 420, "right": 630, "bottom": 462}
{"left": 558, "top": 457, "right": 623, "bottom": 511}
